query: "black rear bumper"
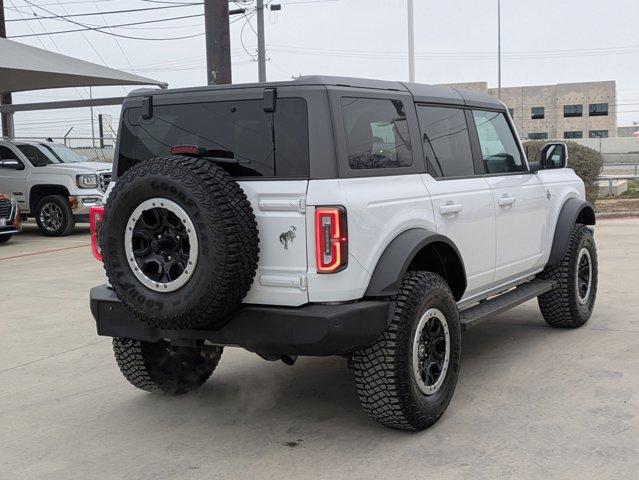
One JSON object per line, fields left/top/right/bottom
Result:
{"left": 90, "top": 285, "right": 392, "bottom": 356}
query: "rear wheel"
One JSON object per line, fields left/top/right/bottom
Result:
{"left": 351, "top": 272, "right": 461, "bottom": 431}
{"left": 35, "top": 195, "right": 75, "bottom": 236}
{"left": 112, "top": 338, "right": 222, "bottom": 395}
{"left": 538, "top": 223, "right": 597, "bottom": 328}
{"left": 0, "top": 235, "right": 11, "bottom": 243}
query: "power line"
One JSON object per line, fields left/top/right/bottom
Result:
{"left": 89, "top": 0, "right": 137, "bottom": 75}
{"left": 9, "top": 0, "right": 119, "bottom": 6}
{"left": 8, "top": 1, "right": 248, "bottom": 40}
{"left": 141, "top": 0, "right": 201, "bottom": 4}
{"left": 9, "top": 12, "right": 206, "bottom": 38}
{"left": 8, "top": 0, "right": 89, "bottom": 101}
{"left": 239, "top": 10, "right": 257, "bottom": 57}
{"left": 5, "top": 3, "right": 201, "bottom": 22}
{"left": 11, "top": 0, "right": 206, "bottom": 40}
{"left": 53, "top": 0, "right": 109, "bottom": 66}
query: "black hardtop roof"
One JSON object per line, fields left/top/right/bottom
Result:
{"left": 129, "top": 75, "right": 504, "bottom": 110}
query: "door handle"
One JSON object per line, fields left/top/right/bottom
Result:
{"left": 439, "top": 203, "right": 463, "bottom": 216}
{"left": 498, "top": 195, "right": 517, "bottom": 207}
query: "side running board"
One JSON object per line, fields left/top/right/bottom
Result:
{"left": 459, "top": 279, "right": 556, "bottom": 331}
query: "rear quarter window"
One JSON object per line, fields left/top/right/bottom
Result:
{"left": 340, "top": 97, "right": 412, "bottom": 170}
{"left": 117, "top": 97, "right": 309, "bottom": 179}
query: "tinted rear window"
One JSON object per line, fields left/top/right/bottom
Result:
{"left": 117, "top": 97, "right": 309, "bottom": 178}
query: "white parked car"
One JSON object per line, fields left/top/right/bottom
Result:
{"left": 0, "top": 140, "right": 111, "bottom": 236}
{"left": 90, "top": 76, "right": 597, "bottom": 431}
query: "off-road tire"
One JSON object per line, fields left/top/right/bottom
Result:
{"left": 538, "top": 223, "right": 597, "bottom": 328}
{"left": 0, "top": 234, "right": 11, "bottom": 243}
{"left": 35, "top": 195, "right": 75, "bottom": 237}
{"left": 103, "top": 156, "right": 259, "bottom": 329}
{"left": 112, "top": 337, "right": 222, "bottom": 394}
{"left": 351, "top": 272, "right": 462, "bottom": 431}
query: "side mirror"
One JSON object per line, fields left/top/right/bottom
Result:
{"left": 0, "top": 159, "right": 24, "bottom": 170}
{"left": 539, "top": 143, "right": 568, "bottom": 170}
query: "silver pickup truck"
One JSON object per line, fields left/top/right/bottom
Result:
{"left": 0, "top": 139, "right": 110, "bottom": 236}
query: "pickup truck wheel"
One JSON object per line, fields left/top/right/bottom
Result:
{"left": 103, "top": 156, "right": 259, "bottom": 329}
{"left": 112, "top": 338, "right": 222, "bottom": 395}
{"left": 0, "top": 235, "right": 11, "bottom": 243}
{"left": 538, "top": 223, "right": 597, "bottom": 328}
{"left": 351, "top": 272, "right": 461, "bottom": 431}
{"left": 35, "top": 195, "right": 75, "bottom": 237}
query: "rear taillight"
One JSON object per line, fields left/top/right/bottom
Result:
{"left": 90, "top": 205, "right": 105, "bottom": 261}
{"left": 315, "top": 206, "right": 348, "bottom": 273}
{"left": 170, "top": 145, "right": 200, "bottom": 156}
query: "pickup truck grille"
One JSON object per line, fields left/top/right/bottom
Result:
{"left": 97, "top": 170, "right": 112, "bottom": 193}
{"left": 0, "top": 199, "right": 12, "bottom": 219}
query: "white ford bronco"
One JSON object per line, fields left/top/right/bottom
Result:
{"left": 0, "top": 139, "right": 111, "bottom": 236}
{"left": 89, "top": 76, "right": 597, "bottom": 431}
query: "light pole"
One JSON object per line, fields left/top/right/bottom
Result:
{"left": 497, "top": 0, "right": 501, "bottom": 100}
{"left": 407, "top": 0, "right": 415, "bottom": 82}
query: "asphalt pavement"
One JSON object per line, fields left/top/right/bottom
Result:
{"left": 1, "top": 220, "right": 637, "bottom": 480}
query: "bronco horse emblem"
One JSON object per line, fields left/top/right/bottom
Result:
{"left": 279, "top": 226, "right": 297, "bottom": 250}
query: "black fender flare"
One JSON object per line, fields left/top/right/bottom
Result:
{"left": 364, "top": 228, "right": 466, "bottom": 298}
{"left": 547, "top": 198, "right": 595, "bottom": 266}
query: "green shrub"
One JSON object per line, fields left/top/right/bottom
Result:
{"left": 523, "top": 140, "right": 603, "bottom": 204}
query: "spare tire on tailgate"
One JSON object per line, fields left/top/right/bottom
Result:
{"left": 103, "top": 156, "right": 259, "bottom": 329}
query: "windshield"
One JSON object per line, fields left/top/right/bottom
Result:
{"left": 16, "top": 143, "right": 88, "bottom": 167}
{"left": 40, "top": 143, "right": 88, "bottom": 163}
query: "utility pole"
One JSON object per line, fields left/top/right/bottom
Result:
{"left": 0, "top": 0, "right": 15, "bottom": 138}
{"left": 257, "top": 0, "right": 266, "bottom": 82}
{"left": 497, "top": 0, "right": 501, "bottom": 100}
{"left": 407, "top": 0, "right": 415, "bottom": 83}
{"left": 204, "top": 0, "right": 232, "bottom": 85}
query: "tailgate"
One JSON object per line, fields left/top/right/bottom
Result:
{"left": 239, "top": 180, "right": 309, "bottom": 306}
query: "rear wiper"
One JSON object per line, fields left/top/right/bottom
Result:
{"left": 202, "top": 156, "right": 251, "bottom": 165}
{"left": 170, "top": 145, "right": 252, "bottom": 165}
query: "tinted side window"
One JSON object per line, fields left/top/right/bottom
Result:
{"left": 341, "top": 97, "right": 412, "bottom": 170}
{"left": 416, "top": 105, "right": 474, "bottom": 178}
{"left": 118, "top": 98, "right": 309, "bottom": 178}
{"left": 16, "top": 145, "right": 54, "bottom": 167}
{"left": 472, "top": 110, "right": 525, "bottom": 174}
{"left": 0, "top": 146, "right": 18, "bottom": 160}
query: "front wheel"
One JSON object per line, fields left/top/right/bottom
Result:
{"left": 35, "top": 195, "right": 75, "bottom": 236}
{"left": 538, "top": 223, "right": 597, "bottom": 328}
{"left": 351, "top": 272, "right": 462, "bottom": 431}
{"left": 113, "top": 338, "right": 222, "bottom": 395}
{"left": 0, "top": 235, "right": 11, "bottom": 243}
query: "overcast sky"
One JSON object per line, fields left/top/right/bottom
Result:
{"left": 5, "top": 0, "right": 639, "bottom": 138}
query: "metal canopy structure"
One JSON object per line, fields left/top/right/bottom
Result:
{"left": 0, "top": 38, "right": 167, "bottom": 138}
{"left": 0, "top": 38, "right": 166, "bottom": 95}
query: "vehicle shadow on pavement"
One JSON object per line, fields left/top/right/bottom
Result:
{"left": 108, "top": 304, "right": 559, "bottom": 439}
{"left": 19, "top": 221, "right": 90, "bottom": 237}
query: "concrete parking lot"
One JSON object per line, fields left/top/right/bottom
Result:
{"left": 1, "top": 220, "right": 638, "bottom": 480}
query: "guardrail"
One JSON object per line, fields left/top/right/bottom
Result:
{"left": 602, "top": 162, "right": 639, "bottom": 176}
{"left": 598, "top": 174, "right": 639, "bottom": 196}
